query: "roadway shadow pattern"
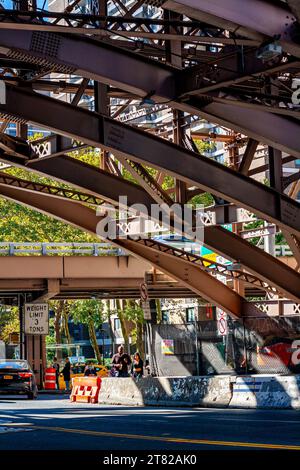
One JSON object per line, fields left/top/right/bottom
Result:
{"left": 0, "top": 395, "right": 299, "bottom": 450}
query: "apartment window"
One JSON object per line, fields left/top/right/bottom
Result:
{"left": 186, "top": 307, "right": 195, "bottom": 323}
{"left": 114, "top": 318, "right": 121, "bottom": 330}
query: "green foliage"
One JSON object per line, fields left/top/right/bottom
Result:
{"left": 0, "top": 144, "right": 102, "bottom": 243}
{"left": 0, "top": 306, "right": 19, "bottom": 343}
{"left": 194, "top": 139, "right": 217, "bottom": 154}
{"left": 190, "top": 192, "right": 214, "bottom": 208}
{"left": 0, "top": 197, "right": 96, "bottom": 243}
{"left": 69, "top": 146, "right": 101, "bottom": 167}
{"left": 69, "top": 299, "right": 106, "bottom": 327}
{"left": 122, "top": 301, "right": 144, "bottom": 324}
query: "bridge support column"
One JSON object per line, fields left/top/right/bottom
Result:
{"left": 25, "top": 335, "right": 46, "bottom": 389}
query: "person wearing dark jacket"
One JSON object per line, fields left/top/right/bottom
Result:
{"left": 52, "top": 357, "right": 60, "bottom": 390}
{"left": 111, "top": 345, "right": 132, "bottom": 377}
{"left": 62, "top": 357, "right": 71, "bottom": 391}
{"left": 131, "top": 352, "right": 143, "bottom": 379}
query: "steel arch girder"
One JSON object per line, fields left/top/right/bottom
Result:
{"left": 1, "top": 149, "right": 300, "bottom": 302}
{"left": 0, "top": 146, "right": 299, "bottom": 303}
{"left": 1, "top": 84, "right": 299, "bottom": 238}
{"left": 30, "top": 155, "right": 156, "bottom": 211}
{"left": 0, "top": 183, "right": 245, "bottom": 318}
{"left": 162, "top": 0, "right": 300, "bottom": 56}
{"left": 0, "top": 29, "right": 175, "bottom": 102}
{"left": 1, "top": 30, "right": 300, "bottom": 156}
{"left": 204, "top": 225, "right": 300, "bottom": 303}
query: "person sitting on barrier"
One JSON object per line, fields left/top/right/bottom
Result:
{"left": 131, "top": 352, "right": 144, "bottom": 379}
{"left": 111, "top": 345, "right": 132, "bottom": 377}
{"left": 61, "top": 357, "right": 71, "bottom": 391}
{"left": 84, "top": 362, "right": 97, "bottom": 377}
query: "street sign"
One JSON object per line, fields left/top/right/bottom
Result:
{"left": 24, "top": 303, "right": 49, "bottom": 335}
{"left": 216, "top": 308, "right": 228, "bottom": 336}
{"left": 141, "top": 300, "right": 151, "bottom": 320}
{"left": 139, "top": 282, "right": 148, "bottom": 302}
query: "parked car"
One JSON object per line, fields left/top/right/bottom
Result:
{"left": 59, "top": 363, "right": 108, "bottom": 390}
{"left": 0, "top": 359, "right": 38, "bottom": 399}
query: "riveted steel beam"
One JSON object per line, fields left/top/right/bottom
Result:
{"left": 1, "top": 84, "right": 299, "bottom": 237}
{"left": 0, "top": 167, "right": 280, "bottom": 295}
{"left": 0, "top": 140, "right": 299, "bottom": 302}
{"left": 0, "top": 170, "right": 104, "bottom": 205}
{"left": 162, "top": 0, "right": 300, "bottom": 57}
{"left": 204, "top": 225, "right": 300, "bottom": 302}
{"left": 0, "top": 183, "right": 248, "bottom": 317}
{"left": 0, "top": 29, "right": 175, "bottom": 102}
{"left": 178, "top": 52, "right": 300, "bottom": 96}
{"left": 1, "top": 30, "right": 300, "bottom": 155}
{"left": 1, "top": 135, "right": 300, "bottom": 302}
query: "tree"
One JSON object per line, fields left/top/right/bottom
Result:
{"left": 0, "top": 306, "right": 19, "bottom": 343}
{"left": 114, "top": 299, "right": 144, "bottom": 357}
{"left": 69, "top": 299, "right": 106, "bottom": 363}
{"left": 115, "top": 299, "right": 130, "bottom": 352}
{"left": 0, "top": 143, "right": 101, "bottom": 244}
{"left": 0, "top": 197, "right": 97, "bottom": 243}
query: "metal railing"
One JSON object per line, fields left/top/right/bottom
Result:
{"left": 0, "top": 242, "right": 125, "bottom": 256}
{"left": 0, "top": 242, "right": 293, "bottom": 257}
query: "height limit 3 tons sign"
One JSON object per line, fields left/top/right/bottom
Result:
{"left": 24, "top": 303, "right": 49, "bottom": 335}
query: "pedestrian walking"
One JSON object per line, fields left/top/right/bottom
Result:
{"left": 52, "top": 356, "right": 60, "bottom": 390}
{"left": 131, "top": 352, "right": 143, "bottom": 379}
{"left": 111, "top": 345, "right": 132, "bottom": 377}
{"left": 62, "top": 357, "right": 71, "bottom": 391}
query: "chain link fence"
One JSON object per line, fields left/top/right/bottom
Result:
{"left": 150, "top": 316, "right": 300, "bottom": 376}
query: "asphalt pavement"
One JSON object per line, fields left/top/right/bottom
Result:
{"left": 0, "top": 394, "right": 299, "bottom": 451}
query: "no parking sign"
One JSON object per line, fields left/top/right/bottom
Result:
{"left": 216, "top": 308, "right": 228, "bottom": 336}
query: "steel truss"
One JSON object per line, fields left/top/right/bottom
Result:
{"left": 0, "top": 84, "right": 298, "bottom": 237}
{"left": 0, "top": 2, "right": 299, "bottom": 308}
{"left": 0, "top": 28, "right": 300, "bottom": 146}
{"left": 160, "top": 0, "right": 300, "bottom": 56}
{"left": 130, "top": 238, "right": 281, "bottom": 297}
{"left": 0, "top": 136, "right": 299, "bottom": 303}
{"left": 0, "top": 171, "right": 103, "bottom": 206}
{"left": 0, "top": 170, "right": 280, "bottom": 296}
{"left": 0, "top": 181, "right": 267, "bottom": 318}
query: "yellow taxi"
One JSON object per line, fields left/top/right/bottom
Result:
{"left": 59, "top": 363, "right": 108, "bottom": 390}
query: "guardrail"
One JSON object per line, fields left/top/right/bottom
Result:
{"left": 0, "top": 242, "right": 125, "bottom": 256}
{"left": 0, "top": 242, "right": 293, "bottom": 257}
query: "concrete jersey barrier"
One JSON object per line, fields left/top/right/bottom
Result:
{"left": 98, "top": 375, "right": 232, "bottom": 407}
{"left": 98, "top": 374, "right": 300, "bottom": 409}
{"left": 229, "top": 375, "right": 300, "bottom": 409}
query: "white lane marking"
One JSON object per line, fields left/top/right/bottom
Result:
{"left": 0, "top": 426, "right": 33, "bottom": 433}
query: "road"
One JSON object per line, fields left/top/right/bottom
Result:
{"left": 0, "top": 394, "right": 299, "bottom": 451}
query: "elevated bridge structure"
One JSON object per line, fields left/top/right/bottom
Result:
{"left": 0, "top": 1, "right": 298, "bottom": 324}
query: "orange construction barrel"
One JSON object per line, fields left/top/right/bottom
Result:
{"left": 45, "top": 367, "right": 56, "bottom": 390}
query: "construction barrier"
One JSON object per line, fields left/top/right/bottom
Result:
{"left": 70, "top": 376, "right": 102, "bottom": 404}
{"left": 229, "top": 375, "right": 300, "bottom": 409}
{"left": 98, "top": 375, "right": 300, "bottom": 409}
{"left": 44, "top": 367, "right": 56, "bottom": 390}
{"left": 98, "top": 376, "right": 232, "bottom": 407}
